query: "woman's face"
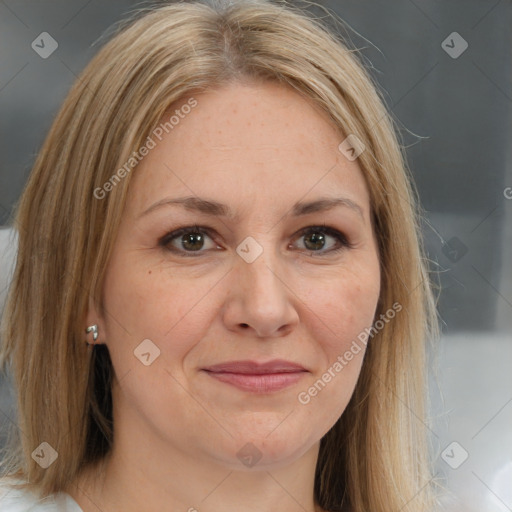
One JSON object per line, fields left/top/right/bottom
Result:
{"left": 92, "top": 80, "right": 381, "bottom": 470}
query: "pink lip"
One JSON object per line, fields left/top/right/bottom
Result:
{"left": 203, "top": 359, "right": 307, "bottom": 374}
{"left": 202, "top": 359, "right": 308, "bottom": 393}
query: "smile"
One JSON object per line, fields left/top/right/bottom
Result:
{"left": 204, "top": 371, "right": 306, "bottom": 393}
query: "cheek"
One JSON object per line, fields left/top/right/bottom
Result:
{"left": 101, "top": 259, "right": 219, "bottom": 367}
{"left": 295, "top": 266, "right": 380, "bottom": 420}
{"left": 100, "top": 261, "right": 216, "bottom": 420}
{"left": 302, "top": 269, "right": 380, "bottom": 353}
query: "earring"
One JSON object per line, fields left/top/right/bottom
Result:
{"left": 85, "top": 324, "right": 99, "bottom": 342}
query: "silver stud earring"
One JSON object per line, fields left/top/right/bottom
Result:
{"left": 85, "top": 324, "right": 99, "bottom": 342}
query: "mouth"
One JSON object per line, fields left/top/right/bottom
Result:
{"left": 201, "top": 359, "right": 308, "bottom": 393}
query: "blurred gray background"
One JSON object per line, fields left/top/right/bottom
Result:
{"left": 1, "top": 0, "right": 511, "bottom": 510}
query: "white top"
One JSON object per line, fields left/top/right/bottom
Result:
{"left": 0, "top": 477, "right": 83, "bottom": 511}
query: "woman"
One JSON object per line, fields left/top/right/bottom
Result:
{"left": 0, "top": 1, "right": 439, "bottom": 510}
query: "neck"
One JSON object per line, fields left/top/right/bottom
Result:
{"left": 68, "top": 431, "right": 324, "bottom": 512}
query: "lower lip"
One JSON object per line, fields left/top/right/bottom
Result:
{"left": 203, "top": 371, "right": 305, "bottom": 393}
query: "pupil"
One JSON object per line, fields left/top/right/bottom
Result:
{"left": 183, "top": 232, "right": 203, "bottom": 251}
{"left": 305, "top": 232, "right": 325, "bottom": 251}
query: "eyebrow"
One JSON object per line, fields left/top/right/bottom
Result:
{"left": 140, "top": 195, "right": 365, "bottom": 222}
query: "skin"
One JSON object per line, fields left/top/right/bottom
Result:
{"left": 70, "top": 80, "right": 381, "bottom": 512}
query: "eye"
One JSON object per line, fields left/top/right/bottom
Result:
{"left": 159, "top": 225, "right": 219, "bottom": 256}
{"left": 291, "top": 225, "right": 352, "bottom": 255}
{"left": 159, "top": 224, "right": 352, "bottom": 257}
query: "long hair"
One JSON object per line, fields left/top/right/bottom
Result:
{"left": 0, "top": 1, "right": 439, "bottom": 510}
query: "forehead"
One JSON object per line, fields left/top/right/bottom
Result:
{"left": 128, "top": 81, "right": 371, "bottom": 219}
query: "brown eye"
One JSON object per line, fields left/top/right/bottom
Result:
{"left": 159, "top": 224, "right": 352, "bottom": 258}
{"left": 303, "top": 231, "right": 327, "bottom": 251}
{"left": 159, "top": 225, "right": 219, "bottom": 256}
{"left": 179, "top": 231, "right": 206, "bottom": 251}
{"left": 293, "top": 226, "right": 352, "bottom": 254}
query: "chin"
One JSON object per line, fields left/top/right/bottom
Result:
{"left": 208, "top": 421, "right": 320, "bottom": 471}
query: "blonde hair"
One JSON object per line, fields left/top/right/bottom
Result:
{"left": 0, "top": 1, "right": 439, "bottom": 510}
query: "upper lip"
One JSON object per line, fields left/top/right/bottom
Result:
{"left": 202, "top": 359, "right": 308, "bottom": 374}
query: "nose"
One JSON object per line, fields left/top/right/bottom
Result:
{"left": 222, "top": 242, "right": 299, "bottom": 338}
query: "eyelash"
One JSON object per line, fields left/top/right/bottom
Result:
{"left": 158, "top": 224, "right": 353, "bottom": 258}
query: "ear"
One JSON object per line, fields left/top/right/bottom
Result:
{"left": 84, "top": 293, "right": 107, "bottom": 345}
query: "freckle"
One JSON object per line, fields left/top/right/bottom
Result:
{"left": 148, "top": 270, "right": 152, "bottom": 274}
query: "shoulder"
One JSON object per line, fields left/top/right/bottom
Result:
{"left": 0, "top": 476, "right": 83, "bottom": 511}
